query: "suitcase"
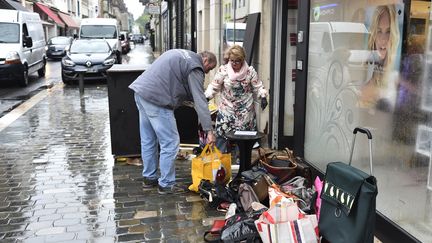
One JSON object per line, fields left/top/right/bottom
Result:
{"left": 319, "top": 127, "right": 378, "bottom": 243}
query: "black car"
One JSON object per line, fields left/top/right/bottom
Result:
{"left": 131, "top": 33, "right": 144, "bottom": 44}
{"left": 61, "top": 39, "right": 116, "bottom": 84}
{"left": 46, "top": 36, "right": 73, "bottom": 59}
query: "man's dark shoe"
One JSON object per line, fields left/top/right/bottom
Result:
{"left": 142, "top": 178, "right": 158, "bottom": 188}
{"left": 158, "top": 184, "right": 187, "bottom": 195}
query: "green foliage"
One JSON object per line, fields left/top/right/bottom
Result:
{"left": 135, "top": 12, "right": 151, "bottom": 34}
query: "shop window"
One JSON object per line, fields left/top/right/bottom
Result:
{"left": 304, "top": 1, "right": 432, "bottom": 242}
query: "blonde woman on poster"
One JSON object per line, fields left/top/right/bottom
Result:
{"left": 359, "top": 4, "right": 401, "bottom": 111}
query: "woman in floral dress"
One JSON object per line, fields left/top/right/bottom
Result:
{"left": 205, "top": 45, "right": 268, "bottom": 152}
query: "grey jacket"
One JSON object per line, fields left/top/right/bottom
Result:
{"left": 129, "top": 49, "right": 213, "bottom": 131}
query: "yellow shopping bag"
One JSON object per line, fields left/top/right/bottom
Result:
{"left": 188, "top": 144, "right": 231, "bottom": 192}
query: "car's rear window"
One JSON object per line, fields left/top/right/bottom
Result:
{"left": 49, "top": 37, "right": 71, "bottom": 45}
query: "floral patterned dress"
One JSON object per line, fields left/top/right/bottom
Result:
{"left": 205, "top": 62, "right": 267, "bottom": 138}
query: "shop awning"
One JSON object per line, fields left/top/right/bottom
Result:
{"left": 58, "top": 12, "right": 79, "bottom": 29}
{"left": 34, "top": 2, "right": 65, "bottom": 28}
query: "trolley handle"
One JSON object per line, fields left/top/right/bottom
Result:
{"left": 349, "top": 127, "right": 374, "bottom": 176}
{"left": 353, "top": 127, "right": 372, "bottom": 140}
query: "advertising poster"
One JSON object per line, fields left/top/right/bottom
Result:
{"left": 359, "top": 4, "right": 404, "bottom": 110}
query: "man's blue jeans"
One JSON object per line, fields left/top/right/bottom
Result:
{"left": 134, "top": 93, "right": 180, "bottom": 188}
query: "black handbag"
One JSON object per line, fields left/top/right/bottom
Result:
{"left": 319, "top": 127, "right": 378, "bottom": 243}
{"left": 198, "top": 179, "right": 237, "bottom": 209}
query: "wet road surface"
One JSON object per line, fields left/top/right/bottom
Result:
{"left": 0, "top": 43, "right": 223, "bottom": 242}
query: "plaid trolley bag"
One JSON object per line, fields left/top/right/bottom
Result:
{"left": 319, "top": 127, "right": 378, "bottom": 243}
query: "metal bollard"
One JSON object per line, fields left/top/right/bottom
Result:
{"left": 78, "top": 72, "right": 84, "bottom": 96}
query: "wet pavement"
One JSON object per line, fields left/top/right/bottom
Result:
{"left": 0, "top": 43, "right": 224, "bottom": 242}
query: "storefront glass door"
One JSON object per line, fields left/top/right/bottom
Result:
{"left": 303, "top": 0, "right": 432, "bottom": 241}
{"left": 271, "top": 0, "right": 299, "bottom": 149}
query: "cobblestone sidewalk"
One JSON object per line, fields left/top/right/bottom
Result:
{"left": 0, "top": 84, "right": 223, "bottom": 243}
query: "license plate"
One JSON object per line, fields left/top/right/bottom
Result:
{"left": 86, "top": 68, "right": 97, "bottom": 73}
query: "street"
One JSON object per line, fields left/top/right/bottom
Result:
{"left": 0, "top": 42, "right": 221, "bottom": 242}
{"left": 0, "top": 42, "right": 155, "bottom": 119}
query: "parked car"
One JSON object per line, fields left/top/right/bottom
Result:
{"left": 131, "top": 33, "right": 144, "bottom": 44}
{"left": 120, "top": 31, "right": 131, "bottom": 54}
{"left": 61, "top": 39, "right": 116, "bottom": 84}
{"left": 79, "top": 18, "right": 124, "bottom": 63}
{"left": 0, "top": 9, "right": 46, "bottom": 86}
{"left": 46, "top": 36, "right": 73, "bottom": 59}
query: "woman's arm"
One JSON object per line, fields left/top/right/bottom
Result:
{"left": 249, "top": 66, "right": 268, "bottom": 98}
{"left": 204, "top": 65, "right": 226, "bottom": 99}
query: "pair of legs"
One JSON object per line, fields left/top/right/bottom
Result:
{"left": 134, "top": 93, "right": 180, "bottom": 188}
{"left": 215, "top": 136, "right": 239, "bottom": 164}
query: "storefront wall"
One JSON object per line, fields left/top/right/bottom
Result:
{"left": 303, "top": 0, "right": 432, "bottom": 241}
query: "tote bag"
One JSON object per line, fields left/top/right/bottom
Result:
{"left": 189, "top": 144, "right": 231, "bottom": 192}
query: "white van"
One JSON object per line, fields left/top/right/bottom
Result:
{"left": 224, "top": 22, "right": 247, "bottom": 47}
{"left": 79, "top": 18, "right": 124, "bottom": 64}
{"left": 308, "top": 22, "right": 370, "bottom": 84}
{"left": 0, "top": 9, "right": 46, "bottom": 86}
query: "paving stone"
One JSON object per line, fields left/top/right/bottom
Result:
{"left": 90, "top": 237, "right": 116, "bottom": 243}
{"left": 134, "top": 210, "right": 158, "bottom": 219}
{"left": 20, "top": 237, "right": 45, "bottom": 243}
{"left": 117, "top": 219, "right": 140, "bottom": 227}
{"left": 144, "top": 230, "right": 163, "bottom": 240}
{"left": 26, "top": 221, "right": 53, "bottom": 231}
{"left": 60, "top": 240, "right": 86, "bottom": 243}
{"left": 32, "top": 208, "right": 56, "bottom": 217}
{"left": 117, "top": 233, "right": 145, "bottom": 242}
{"left": 53, "top": 218, "right": 81, "bottom": 227}
{"left": 35, "top": 227, "right": 65, "bottom": 236}
{"left": 56, "top": 207, "right": 80, "bottom": 214}
{"left": 38, "top": 214, "right": 62, "bottom": 221}
{"left": 45, "top": 232, "right": 75, "bottom": 242}
{"left": 8, "top": 216, "right": 32, "bottom": 224}
{"left": 0, "top": 206, "right": 20, "bottom": 213}
{"left": 0, "top": 224, "right": 27, "bottom": 233}
{"left": 0, "top": 238, "right": 17, "bottom": 243}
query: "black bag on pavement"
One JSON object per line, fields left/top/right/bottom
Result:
{"left": 198, "top": 179, "right": 237, "bottom": 208}
{"left": 220, "top": 209, "right": 266, "bottom": 243}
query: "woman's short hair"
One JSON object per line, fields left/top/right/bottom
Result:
{"left": 228, "top": 45, "right": 246, "bottom": 62}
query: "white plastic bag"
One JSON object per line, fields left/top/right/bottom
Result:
{"left": 254, "top": 200, "right": 319, "bottom": 243}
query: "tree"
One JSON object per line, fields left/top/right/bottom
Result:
{"left": 135, "top": 12, "right": 151, "bottom": 34}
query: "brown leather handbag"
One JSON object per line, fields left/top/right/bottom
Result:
{"left": 258, "top": 148, "right": 297, "bottom": 183}
{"left": 258, "top": 148, "right": 313, "bottom": 185}
{"left": 278, "top": 148, "right": 313, "bottom": 187}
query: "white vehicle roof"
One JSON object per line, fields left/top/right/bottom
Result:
{"left": 225, "top": 22, "right": 246, "bottom": 29}
{"left": 0, "top": 9, "right": 40, "bottom": 23}
{"left": 310, "top": 22, "right": 368, "bottom": 33}
{"left": 80, "top": 18, "right": 117, "bottom": 25}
